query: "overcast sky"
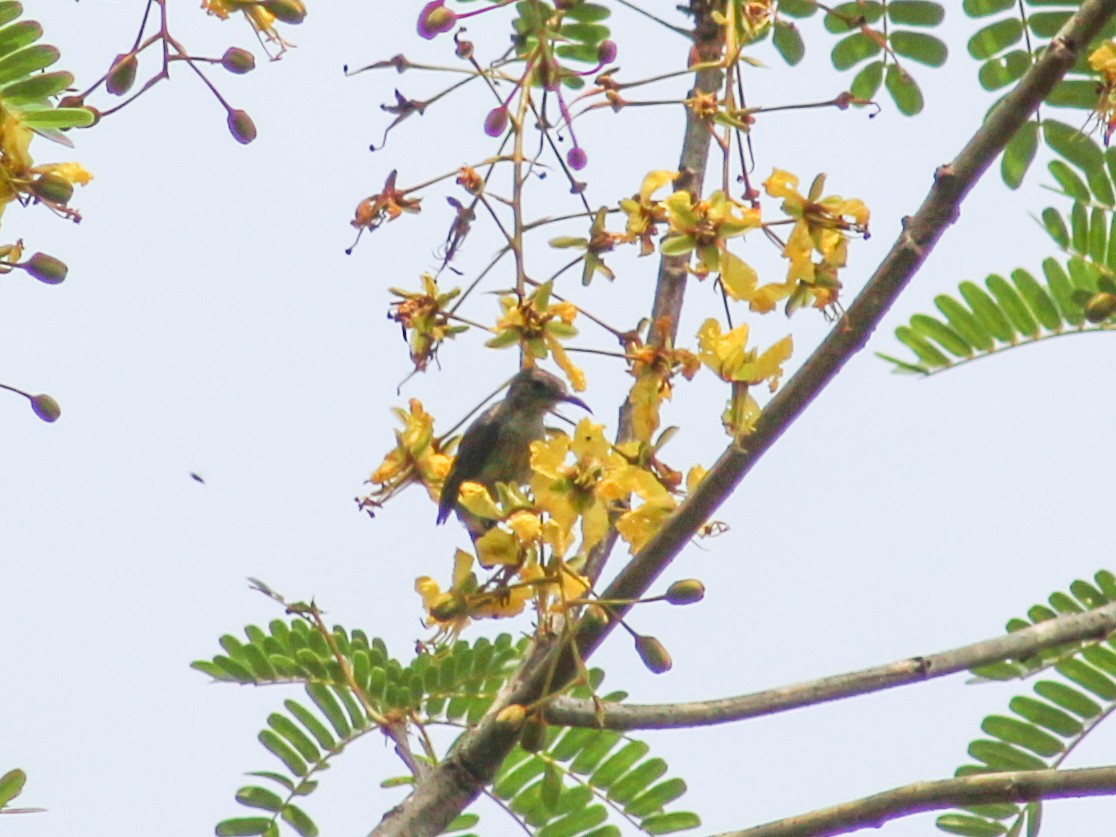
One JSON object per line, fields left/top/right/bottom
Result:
{"left": 5, "top": 3, "right": 1116, "bottom": 836}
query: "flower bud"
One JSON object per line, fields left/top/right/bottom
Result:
{"left": 24, "top": 252, "right": 68, "bottom": 285}
{"left": 221, "top": 47, "right": 256, "bottom": 74}
{"left": 634, "top": 634, "right": 672, "bottom": 674}
{"left": 30, "top": 393, "right": 61, "bottom": 423}
{"left": 1084, "top": 292, "right": 1116, "bottom": 323}
{"left": 418, "top": 1, "right": 456, "bottom": 39}
{"left": 261, "top": 0, "right": 307, "bottom": 24}
{"left": 484, "top": 106, "right": 509, "bottom": 137}
{"left": 30, "top": 174, "right": 73, "bottom": 205}
{"left": 227, "top": 109, "right": 257, "bottom": 144}
{"left": 664, "top": 579, "right": 705, "bottom": 605}
{"left": 106, "top": 53, "right": 138, "bottom": 96}
{"left": 567, "top": 146, "right": 587, "bottom": 170}
{"left": 519, "top": 713, "right": 547, "bottom": 752}
{"left": 597, "top": 40, "right": 617, "bottom": 65}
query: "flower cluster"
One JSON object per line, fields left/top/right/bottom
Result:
{"left": 0, "top": 111, "right": 91, "bottom": 223}
{"left": 388, "top": 274, "right": 467, "bottom": 371}
{"left": 487, "top": 282, "right": 585, "bottom": 391}
{"left": 759, "top": 169, "right": 870, "bottom": 314}
{"left": 359, "top": 399, "right": 452, "bottom": 514}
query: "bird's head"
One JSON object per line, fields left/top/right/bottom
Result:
{"left": 505, "top": 367, "right": 589, "bottom": 415}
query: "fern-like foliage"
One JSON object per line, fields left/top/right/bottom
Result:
{"left": 881, "top": 121, "right": 1116, "bottom": 374}
{"left": 0, "top": 1, "right": 93, "bottom": 141}
{"left": 196, "top": 623, "right": 699, "bottom": 837}
{"left": 488, "top": 673, "right": 701, "bottom": 836}
{"left": 936, "top": 570, "right": 1116, "bottom": 837}
{"left": 962, "top": 0, "right": 1116, "bottom": 187}
{"left": 774, "top": 0, "right": 947, "bottom": 114}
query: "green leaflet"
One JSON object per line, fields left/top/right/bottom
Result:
{"left": 937, "top": 570, "right": 1116, "bottom": 836}
{"left": 204, "top": 624, "right": 698, "bottom": 836}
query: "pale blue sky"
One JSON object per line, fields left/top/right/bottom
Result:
{"left": 5, "top": 3, "right": 1116, "bottom": 836}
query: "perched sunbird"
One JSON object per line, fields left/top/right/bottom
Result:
{"left": 436, "top": 367, "right": 590, "bottom": 536}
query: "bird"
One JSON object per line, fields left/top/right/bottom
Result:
{"left": 436, "top": 367, "right": 589, "bottom": 535}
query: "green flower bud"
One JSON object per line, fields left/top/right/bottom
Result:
{"left": 664, "top": 579, "right": 705, "bottom": 605}
{"left": 221, "top": 47, "right": 256, "bottom": 74}
{"left": 107, "top": 53, "right": 138, "bottom": 96}
{"left": 518, "top": 714, "right": 547, "bottom": 752}
{"left": 262, "top": 0, "right": 307, "bottom": 24}
{"left": 1084, "top": 292, "right": 1116, "bottom": 323}
{"left": 30, "top": 173, "right": 73, "bottom": 205}
{"left": 634, "top": 634, "right": 672, "bottom": 674}
{"left": 227, "top": 109, "right": 257, "bottom": 145}
{"left": 24, "top": 252, "right": 68, "bottom": 285}
{"left": 30, "top": 393, "right": 61, "bottom": 423}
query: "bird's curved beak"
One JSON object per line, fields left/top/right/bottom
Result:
{"left": 560, "top": 393, "right": 591, "bottom": 413}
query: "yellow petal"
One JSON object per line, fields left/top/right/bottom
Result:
{"left": 475, "top": 527, "right": 522, "bottom": 567}
{"left": 458, "top": 482, "right": 501, "bottom": 519}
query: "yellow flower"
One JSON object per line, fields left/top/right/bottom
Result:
{"left": 760, "top": 169, "right": 869, "bottom": 312}
{"left": 531, "top": 420, "right": 628, "bottom": 556}
{"left": 619, "top": 169, "right": 677, "bottom": 256}
{"left": 474, "top": 511, "right": 543, "bottom": 568}
{"left": 599, "top": 464, "right": 677, "bottom": 553}
{"left": 1090, "top": 41, "right": 1116, "bottom": 144}
{"left": 487, "top": 282, "right": 585, "bottom": 391}
{"left": 360, "top": 399, "right": 451, "bottom": 513}
{"left": 625, "top": 338, "right": 700, "bottom": 443}
{"left": 0, "top": 112, "right": 91, "bottom": 223}
{"left": 388, "top": 274, "right": 467, "bottom": 372}
{"left": 696, "top": 318, "right": 793, "bottom": 391}
{"left": 660, "top": 190, "right": 761, "bottom": 275}
{"left": 475, "top": 526, "right": 522, "bottom": 568}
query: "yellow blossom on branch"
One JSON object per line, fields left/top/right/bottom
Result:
{"left": 759, "top": 168, "right": 869, "bottom": 313}
{"left": 359, "top": 399, "right": 451, "bottom": 513}
{"left": 486, "top": 281, "right": 585, "bottom": 390}
{"left": 387, "top": 273, "right": 467, "bottom": 371}
{"left": 619, "top": 169, "right": 677, "bottom": 256}
{"left": 0, "top": 112, "right": 92, "bottom": 223}
{"left": 416, "top": 550, "right": 533, "bottom": 641}
{"left": 696, "top": 317, "right": 793, "bottom": 391}
{"left": 530, "top": 419, "right": 626, "bottom": 556}
{"left": 660, "top": 189, "right": 761, "bottom": 275}
{"left": 625, "top": 334, "right": 700, "bottom": 443}
{"left": 1090, "top": 41, "right": 1116, "bottom": 144}
{"left": 597, "top": 461, "right": 678, "bottom": 553}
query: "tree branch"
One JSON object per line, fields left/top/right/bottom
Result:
{"left": 545, "top": 602, "right": 1116, "bottom": 729}
{"left": 715, "top": 765, "right": 1116, "bottom": 837}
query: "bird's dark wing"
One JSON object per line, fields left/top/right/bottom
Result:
{"left": 436, "top": 404, "right": 501, "bottom": 524}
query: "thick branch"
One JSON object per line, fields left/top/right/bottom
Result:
{"left": 369, "top": 2, "right": 1116, "bottom": 834}
{"left": 545, "top": 602, "right": 1116, "bottom": 729}
{"left": 716, "top": 765, "right": 1116, "bottom": 837}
